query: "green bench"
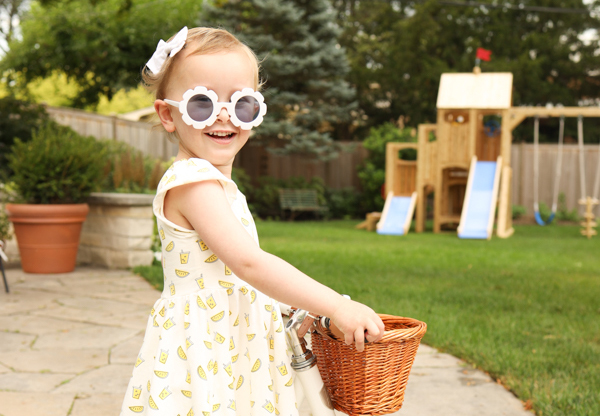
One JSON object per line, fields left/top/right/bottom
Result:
{"left": 278, "top": 189, "right": 328, "bottom": 220}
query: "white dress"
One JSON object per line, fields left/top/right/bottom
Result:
{"left": 120, "top": 158, "right": 298, "bottom": 416}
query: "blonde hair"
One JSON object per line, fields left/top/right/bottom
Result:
{"left": 143, "top": 27, "right": 262, "bottom": 142}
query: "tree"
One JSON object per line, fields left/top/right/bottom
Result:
{"left": 0, "top": 0, "right": 29, "bottom": 54}
{"left": 332, "top": 0, "right": 600, "bottom": 140}
{"left": 201, "top": 0, "right": 358, "bottom": 159}
{"left": 0, "top": 0, "right": 203, "bottom": 107}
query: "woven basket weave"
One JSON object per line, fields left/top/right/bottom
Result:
{"left": 311, "top": 314, "right": 427, "bottom": 416}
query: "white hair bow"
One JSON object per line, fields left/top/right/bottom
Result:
{"left": 146, "top": 26, "right": 188, "bottom": 74}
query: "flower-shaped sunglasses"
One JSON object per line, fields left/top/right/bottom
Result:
{"left": 164, "top": 86, "right": 267, "bottom": 130}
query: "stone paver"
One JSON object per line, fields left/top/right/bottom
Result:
{"left": 0, "top": 266, "right": 532, "bottom": 416}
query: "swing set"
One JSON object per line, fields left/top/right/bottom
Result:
{"left": 532, "top": 113, "right": 600, "bottom": 237}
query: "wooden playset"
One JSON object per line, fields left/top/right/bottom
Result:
{"left": 375, "top": 67, "right": 600, "bottom": 239}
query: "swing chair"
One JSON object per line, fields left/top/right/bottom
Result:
{"left": 533, "top": 115, "right": 564, "bottom": 225}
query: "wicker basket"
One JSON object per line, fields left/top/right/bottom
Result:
{"left": 311, "top": 314, "right": 427, "bottom": 416}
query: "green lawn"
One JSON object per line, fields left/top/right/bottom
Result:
{"left": 134, "top": 221, "right": 600, "bottom": 416}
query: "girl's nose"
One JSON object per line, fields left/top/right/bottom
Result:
{"left": 216, "top": 106, "right": 230, "bottom": 123}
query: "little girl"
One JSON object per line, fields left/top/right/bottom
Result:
{"left": 120, "top": 27, "right": 384, "bottom": 416}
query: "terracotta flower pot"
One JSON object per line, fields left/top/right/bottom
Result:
{"left": 6, "top": 203, "right": 89, "bottom": 274}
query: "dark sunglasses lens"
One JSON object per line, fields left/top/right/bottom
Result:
{"left": 187, "top": 94, "right": 213, "bottom": 122}
{"left": 235, "top": 96, "right": 260, "bottom": 123}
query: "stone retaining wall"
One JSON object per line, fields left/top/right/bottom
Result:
{"left": 77, "top": 193, "right": 155, "bottom": 269}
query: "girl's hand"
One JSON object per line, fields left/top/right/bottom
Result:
{"left": 330, "top": 298, "right": 385, "bottom": 352}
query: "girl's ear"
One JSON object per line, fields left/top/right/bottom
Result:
{"left": 155, "top": 100, "right": 176, "bottom": 132}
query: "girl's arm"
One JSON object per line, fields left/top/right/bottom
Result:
{"left": 165, "top": 180, "right": 385, "bottom": 351}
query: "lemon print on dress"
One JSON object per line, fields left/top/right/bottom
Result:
{"left": 134, "top": 355, "right": 144, "bottom": 367}
{"left": 244, "top": 348, "right": 250, "bottom": 361}
{"left": 219, "top": 280, "right": 234, "bottom": 289}
{"left": 214, "top": 332, "right": 225, "bottom": 344}
{"left": 169, "top": 283, "right": 176, "bottom": 296}
{"left": 250, "top": 290, "right": 257, "bottom": 303}
{"left": 277, "top": 362, "right": 289, "bottom": 376}
{"left": 211, "top": 311, "right": 224, "bottom": 322}
{"left": 168, "top": 301, "right": 175, "bottom": 309}
{"left": 212, "top": 404, "right": 221, "bottom": 412}
{"left": 132, "top": 385, "right": 142, "bottom": 399}
{"left": 229, "top": 337, "right": 235, "bottom": 351}
{"left": 147, "top": 380, "right": 151, "bottom": 391}
{"left": 236, "top": 375, "right": 244, "bottom": 390}
{"left": 223, "top": 361, "right": 233, "bottom": 376}
{"left": 198, "top": 167, "right": 209, "bottom": 173}
{"left": 276, "top": 322, "right": 284, "bottom": 333}
{"left": 148, "top": 396, "right": 159, "bottom": 410}
{"left": 181, "top": 389, "right": 192, "bottom": 398}
{"left": 197, "top": 365, "right": 207, "bottom": 380}
{"left": 263, "top": 400, "right": 275, "bottom": 413}
{"left": 159, "top": 306, "right": 166, "bottom": 317}
{"left": 206, "top": 295, "right": 217, "bottom": 309}
{"left": 177, "top": 346, "right": 187, "bottom": 360}
{"left": 184, "top": 301, "right": 190, "bottom": 315}
{"left": 163, "top": 318, "right": 175, "bottom": 330}
{"left": 166, "top": 174, "right": 176, "bottom": 184}
{"left": 158, "top": 386, "right": 172, "bottom": 400}
{"left": 247, "top": 333, "right": 256, "bottom": 341}
{"left": 186, "top": 371, "right": 191, "bottom": 384}
{"left": 194, "top": 277, "right": 204, "bottom": 290}
{"left": 204, "top": 254, "right": 218, "bottom": 263}
{"left": 128, "top": 406, "right": 144, "bottom": 413}
{"left": 268, "top": 336, "right": 274, "bottom": 349}
{"left": 159, "top": 228, "right": 165, "bottom": 240}
{"left": 241, "top": 217, "right": 250, "bottom": 226}
{"left": 239, "top": 286, "right": 248, "bottom": 295}
{"left": 188, "top": 409, "right": 195, "bottom": 416}
{"left": 165, "top": 241, "right": 174, "bottom": 252}
{"left": 224, "top": 265, "right": 232, "bottom": 275}
{"left": 159, "top": 349, "right": 169, "bottom": 364}
{"left": 231, "top": 352, "right": 239, "bottom": 363}
{"left": 184, "top": 321, "right": 190, "bottom": 329}
{"left": 228, "top": 400, "right": 237, "bottom": 411}
{"left": 187, "top": 159, "right": 197, "bottom": 166}
{"left": 265, "top": 304, "right": 273, "bottom": 312}
{"left": 228, "top": 377, "right": 235, "bottom": 389}
{"left": 196, "top": 295, "right": 207, "bottom": 310}
{"left": 284, "top": 376, "right": 293, "bottom": 387}
{"left": 204, "top": 340, "right": 212, "bottom": 349}
{"left": 196, "top": 239, "right": 209, "bottom": 251}
{"left": 251, "top": 358, "right": 262, "bottom": 372}
{"left": 179, "top": 250, "right": 190, "bottom": 264}
{"left": 233, "top": 315, "right": 239, "bottom": 326}
{"left": 272, "top": 309, "right": 279, "bottom": 322}
{"left": 175, "top": 269, "right": 189, "bottom": 278}
{"left": 269, "top": 354, "right": 274, "bottom": 362}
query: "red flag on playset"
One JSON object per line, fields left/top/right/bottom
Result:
{"left": 476, "top": 47, "right": 492, "bottom": 62}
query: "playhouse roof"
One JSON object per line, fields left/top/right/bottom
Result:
{"left": 436, "top": 72, "right": 513, "bottom": 110}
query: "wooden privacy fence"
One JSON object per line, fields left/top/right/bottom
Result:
{"left": 46, "top": 106, "right": 179, "bottom": 160}
{"left": 47, "top": 106, "right": 599, "bottom": 214}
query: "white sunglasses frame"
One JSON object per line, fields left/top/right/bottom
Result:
{"left": 164, "top": 86, "right": 267, "bottom": 131}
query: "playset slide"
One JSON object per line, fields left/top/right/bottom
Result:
{"left": 377, "top": 191, "right": 417, "bottom": 235}
{"left": 458, "top": 156, "right": 502, "bottom": 240}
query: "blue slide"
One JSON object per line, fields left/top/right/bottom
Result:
{"left": 458, "top": 159, "right": 501, "bottom": 240}
{"left": 377, "top": 192, "right": 417, "bottom": 236}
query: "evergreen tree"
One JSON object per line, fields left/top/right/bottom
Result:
{"left": 201, "top": 0, "right": 358, "bottom": 159}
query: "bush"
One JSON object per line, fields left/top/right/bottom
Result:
{"left": 0, "top": 96, "right": 50, "bottom": 177}
{"left": 357, "top": 122, "right": 416, "bottom": 214}
{"left": 326, "top": 187, "right": 361, "bottom": 219}
{"left": 8, "top": 122, "right": 108, "bottom": 204}
{"left": 512, "top": 204, "right": 527, "bottom": 220}
{"left": 99, "top": 140, "right": 167, "bottom": 194}
{"left": 556, "top": 192, "right": 580, "bottom": 222}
